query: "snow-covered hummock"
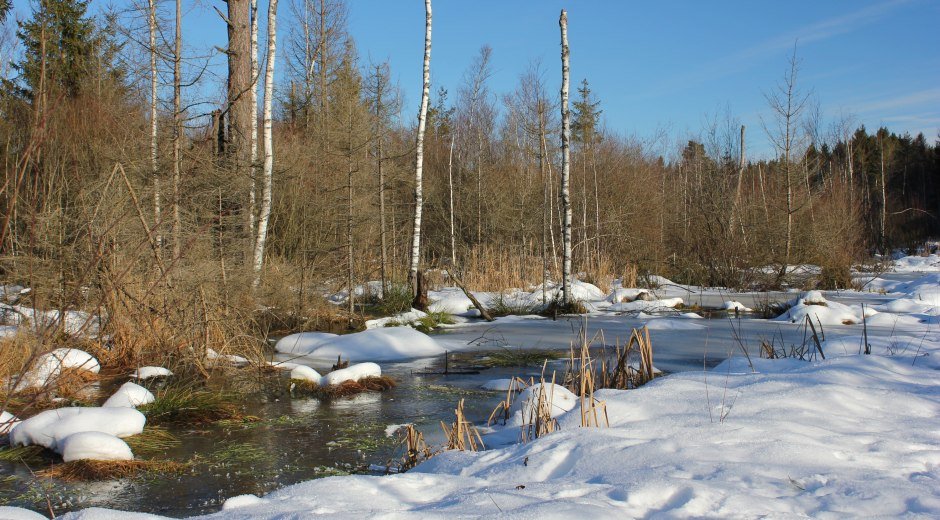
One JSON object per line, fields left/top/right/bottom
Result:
{"left": 103, "top": 382, "right": 155, "bottom": 408}
{"left": 609, "top": 297, "right": 683, "bottom": 313}
{"left": 274, "top": 332, "right": 338, "bottom": 355}
{"left": 303, "top": 327, "right": 445, "bottom": 362}
{"left": 775, "top": 291, "right": 865, "bottom": 325}
{"left": 222, "top": 494, "right": 264, "bottom": 511}
{"left": 321, "top": 362, "right": 381, "bottom": 386}
{"left": 892, "top": 273, "right": 940, "bottom": 306}
{"left": 428, "top": 288, "right": 476, "bottom": 316}
{"left": 130, "top": 367, "right": 173, "bottom": 380}
{"left": 206, "top": 348, "right": 249, "bottom": 366}
{"left": 892, "top": 253, "right": 940, "bottom": 273}
{"left": 605, "top": 288, "right": 650, "bottom": 303}
{"left": 59, "top": 431, "right": 134, "bottom": 462}
{"left": 0, "top": 506, "right": 48, "bottom": 520}
{"left": 721, "top": 300, "right": 752, "bottom": 312}
{"left": 534, "top": 280, "right": 606, "bottom": 302}
{"left": 289, "top": 365, "right": 322, "bottom": 383}
{"left": 508, "top": 383, "right": 577, "bottom": 425}
{"left": 10, "top": 407, "right": 145, "bottom": 452}
{"left": 365, "top": 308, "right": 428, "bottom": 329}
{"left": 0, "top": 410, "right": 20, "bottom": 434}
{"left": 16, "top": 348, "right": 100, "bottom": 390}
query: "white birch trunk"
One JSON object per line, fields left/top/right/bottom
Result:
{"left": 447, "top": 131, "right": 457, "bottom": 266}
{"left": 149, "top": 0, "right": 161, "bottom": 252}
{"left": 559, "top": 9, "right": 573, "bottom": 305}
{"left": 252, "top": 0, "right": 278, "bottom": 288}
{"left": 249, "top": 0, "right": 259, "bottom": 236}
{"left": 408, "top": 0, "right": 432, "bottom": 295}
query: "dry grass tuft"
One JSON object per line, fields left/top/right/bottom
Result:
{"left": 441, "top": 399, "right": 484, "bottom": 451}
{"left": 37, "top": 459, "right": 188, "bottom": 481}
{"left": 292, "top": 375, "right": 396, "bottom": 400}
{"left": 398, "top": 424, "right": 434, "bottom": 472}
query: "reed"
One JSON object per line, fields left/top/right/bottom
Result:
{"left": 441, "top": 399, "right": 485, "bottom": 451}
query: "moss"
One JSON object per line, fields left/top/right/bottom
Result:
{"left": 481, "top": 349, "right": 563, "bottom": 367}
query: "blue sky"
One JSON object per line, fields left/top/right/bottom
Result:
{"left": 8, "top": 0, "right": 939, "bottom": 157}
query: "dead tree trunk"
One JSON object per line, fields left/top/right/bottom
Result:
{"left": 172, "top": 0, "right": 182, "bottom": 260}
{"left": 559, "top": 9, "right": 573, "bottom": 306}
{"left": 408, "top": 0, "right": 432, "bottom": 296}
{"left": 227, "top": 0, "right": 252, "bottom": 244}
{"left": 148, "top": 0, "right": 161, "bottom": 253}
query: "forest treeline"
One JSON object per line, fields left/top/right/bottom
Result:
{"left": 0, "top": 0, "right": 938, "bottom": 327}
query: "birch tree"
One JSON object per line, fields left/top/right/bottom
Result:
{"left": 172, "top": 0, "right": 181, "bottom": 258}
{"left": 408, "top": 0, "right": 431, "bottom": 296}
{"left": 148, "top": 0, "right": 160, "bottom": 252}
{"left": 248, "top": 0, "right": 259, "bottom": 236}
{"left": 559, "top": 9, "right": 572, "bottom": 305}
{"left": 252, "top": 0, "right": 278, "bottom": 288}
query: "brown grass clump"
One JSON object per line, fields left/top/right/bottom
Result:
{"left": 37, "top": 459, "right": 188, "bottom": 482}
{"left": 398, "top": 424, "right": 435, "bottom": 472}
{"left": 441, "top": 399, "right": 484, "bottom": 451}
{"left": 292, "top": 375, "right": 396, "bottom": 400}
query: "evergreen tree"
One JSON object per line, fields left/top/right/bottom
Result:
{"left": 14, "top": 0, "right": 97, "bottom": 99}
{"left": 572, "top": 79, "right": 602, "bottom": 146}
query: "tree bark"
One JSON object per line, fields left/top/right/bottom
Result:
{"left": 172, "top": 0, "right": 182, "bottom": 260}
{"left": 447, "top": 131, "right": 457, "bottom": 266}
{"left": 248, "top": 0, "right": 259, "bottom": 237}
{"left": 227, "top": 0, "right": 252, "bottom": 216}
{"left": 559, "top": 9, "right": 573, "bottom": 305}
{"left": 148, "top": 0, "right": 161, "bottom": 253}
{"left": 408, "top": 0, "right": 431, "bottom": 296}
{"left": 251, "top": 0, "right": 278, "bottom": 288}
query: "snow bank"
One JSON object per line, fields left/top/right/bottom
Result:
{"left": 274, "top": 332, "right": 338, "bottom": 355}
{"left": 0, "top": 410, "right": 20, "bottom": 434}
{"left": 893, "top": 253, "right": 940, "bottom": 272}
{"left": 304, "top": 327, "right": 445, "bottom": 362}
{"left": 103, "top": 382, "right": 155, "bottom": 408}
{"left": 222, "top": 495, "right": 264, "bottom": 511}
{"left": 17, "top": 348, "right": 100, "bottom": 390}
{"left": 130, "top": 367, "right": 173, "bottom": 380}
{"left": 10, "top": 407, "right": 145, "bottom": 451}
{"left": 60, "top": 431, "right": 133, "bottom": 462}
{"left": 776, "top": 291, "right": 862, "bottom": 325}
{"left": 605, "top": 288, "right": 650, "bottom": 303}
{"left": 289, "top": 365, "right": 322, "bottom": 383}
{"left": 0, "top": 507, "right": 48, "bottom": 520}
{"left": 536, "top": 280, "right": 606, "bottom": 302}
{"left": 321, "top": 362, "right": 381, "bottom": 386}
{"left": 428, "top": 288, "right": 476, "bottom": 316}
{"left": 893, "top": 273, "right": 940, "bottom": 306}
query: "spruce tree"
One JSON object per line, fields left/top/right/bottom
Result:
{"left": 15, "top": 0, "right": 96, "bottom": 99}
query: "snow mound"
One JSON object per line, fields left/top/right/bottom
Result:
{"left": 510, "top": 383, "right": 577, "bottom": 424}
{"left": 721, "top": 300, "right": 752, "bottom": 312}
{"left": 892, "top": 273, "right": 940, "bottom": 306}
{"left": 609, "top": 297, "right": 684, "bottom": 313}
{"left": 60, "top": 431, "right": 133, "bottom": 462}
{"left": 305, "top": 327, "right": 445, "bottom": 362}
{"left": 0, "top": 507, "right": 48, "bottom": 520}
{"left": 223, "top": 494, "right": 265, "bottom": 510}
{"left": 17, "top": 348, "right": 100, "bottom": 389}
{"left": 605, "top": 288, "right": 651, "bottom": 303}
{"left": 130, "top": 367, "right": 173, "bottom": 380}
{"left": 365, "top": 308, "right": 428, "bottom": 329}
{"left": 537, "top": 280, "right": 606, "bottom": 302}
{"left": 0, "top": 410, "right": 20, "bottom": 434}
{"left": 10, "top": 407, "right": 145, "bottom": 451}
{"left": 428, "top": 288, "right": 476, "bottom": 316}
{"left": 289, "top": 365, "right": 322, "bottom": 383}
{"left": 274, "top": 332, "right": 339, "bottom": 355}
{"left": 776, "top": 292, "right": 862, "bottom": 325}
{"left": 103, "top": 382, "right": 155, "bottom": 408}
{"left": 321, "top": 362, "right": 381, "bottom": 386}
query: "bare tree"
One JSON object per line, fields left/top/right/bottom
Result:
{"left": 559, "top": 9, "right": 572, "bottom": 305}
{"left": 763, "top": 43, "right": 810, "bottom": 279}
{"left": 408, "top": 0, "right": 431, "bottom": 297}
{"left": 252, "top": 0, "right": 278, "bottom": 288}
{"left": 249, "top": 0, "right": 259, "bottom": 236}
{"left": 148, "top": 0, "right": 160, "bottom": 252}
{"left": 172, "top": 0, "right": 182, "bottom": 259}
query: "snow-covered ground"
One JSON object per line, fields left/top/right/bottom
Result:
{"left": 5, "top": 253, "right": 940, "bottom": 518}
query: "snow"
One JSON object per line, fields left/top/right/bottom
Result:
{"left": 608, "top": 297, "right": 683, "bottom": 313}
{"left": 130, "top": 367, "right": 173, "bottom": 380}
{"left": 508, "top": 383, "right": 577, "bottom": 425}
{"left": 536, "top": 280, "right": 606, "bottom": 302}
{"left": 720, "top": 300, "right": 752, "bottom": 311}
{"left": 10, "top": 407, "right": 146, "bottom": 452}
{"left": 60, "top": 431, "right": 134, "bottom": 462}
{"left": 428, "top": 288, "right": 476, "bottom": 316}
{"left": 0, "top": 506, "right": 49, "bottom": 520}
{"left": 641, "top": 318, "right": 706, "bottom": 330}
{"left": 364, "top": 308, "right": 428, "bottom": 329}
{"left": 321, "top": 362, "right": 382, "bottom": 386}
{"left": 605, "top": 288, "right": 650, "bottom": 303}
{"left": 222, "top": 495, "right": 264, "bottom": 511}
{"left": 103, "top": 382, "right": 155, "bottom": 408}
{"left": 206, "top": 348, "right": 249, "bottom": 366}
{"left": 775, "top": 291, "right": 863, "bottom": 325}
{"left": 273, "top": 332, "right": 338, "bottom": 355}
{"left": 302, "top": 327, "right": 445, "bottom": 362}
{"left": 892, "top": 273, "right": 940, "bottom": 306}
{"left": 289, "top": 365, "right": 322, "bottom": 383}
{"left": 16, "top": 348, "right": 100, "bottom": 390}
{"left": 0, "top": 410, "right": 20, "bottom": 434}
{"left": 892, "top": 253, "right": 940, "bottom": 272}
